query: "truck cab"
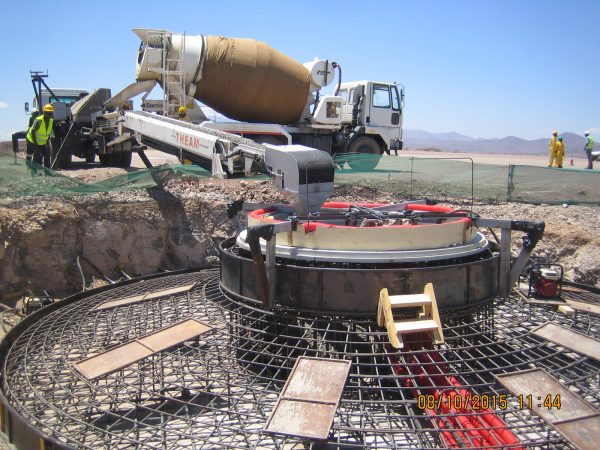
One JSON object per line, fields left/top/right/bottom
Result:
{"left": 337, "top": 81, "right": 404, "bottom": 153}
{"left": 28, "top": 88, "right": 89, "bottom": 120}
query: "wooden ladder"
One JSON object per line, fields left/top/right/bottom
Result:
{"left": 377, "top": 283, "right": 444, "bottom": 349}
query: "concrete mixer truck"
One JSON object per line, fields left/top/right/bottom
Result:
{"left": 128, "top": 29, "right": 404, "bottom": 170}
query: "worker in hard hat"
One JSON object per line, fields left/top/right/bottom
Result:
{"left": 26, "top": 104, "right": 54, "bottom": 169}
{"left": 24, "top": 110, "right": 40, "bottom": 163}
{"left": 178, "top": 106, "right": 191, "bottom": 123}
{"left": 548, "top": 131, "right": 558, "bottom": 167}
{"left": 554, "top": 136, "right": 565, "bottom": 168}
{"left": 584, "top": 131, "right": 595, "bottom": 169}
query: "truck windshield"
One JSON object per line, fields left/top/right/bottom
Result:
{"left": 372, "top": 84, "right": 391, "bottom": 108}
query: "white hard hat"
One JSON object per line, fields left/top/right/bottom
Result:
{"left": 584, "top": 130, "right": 590, "bottom": 135}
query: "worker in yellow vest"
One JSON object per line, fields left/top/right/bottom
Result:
{"left": 26, "top": 104, "right": 54, "bottom": 168}
{"left": 178, "top": 106, "right": 191, "bottom": 122}
{"left": 584, "top": 131, "right": 595, "bottom": 169}
{"left": 554, "top": 136, "right": 565, "bottom": 168}
{"left": 548, "top": 130, "right": 558, "bottom": 167}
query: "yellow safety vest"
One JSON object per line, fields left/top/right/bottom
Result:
{"left": 26, "top": 116, "right": 54, "bottom": 145}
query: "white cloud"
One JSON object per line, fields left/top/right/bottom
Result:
{"left": 0, "top": 101, "right": 8, "bottom": 109}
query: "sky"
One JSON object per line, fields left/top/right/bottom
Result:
{"left": 1, "top": 0, "right": 599, "bottom": 141}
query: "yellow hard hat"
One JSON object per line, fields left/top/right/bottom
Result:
{"left": 43, "top": 104, "right": 54, "bottom": 113}
{"left": 178, "top": 106, "right": 187, "bottom": 115}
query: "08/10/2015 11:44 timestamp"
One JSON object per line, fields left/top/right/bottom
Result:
{"left": 518, "top": 394, "right": 561, "bottom": 410}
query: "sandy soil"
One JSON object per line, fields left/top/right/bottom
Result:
{"left": 401, "top": 149, "right": 589, "bottom": 168}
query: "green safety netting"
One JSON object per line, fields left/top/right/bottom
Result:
{"left": 1, "top": 153, "right": 599, "bottom": 204}
{"left": 0, "top": 155, "right": 212, "bottom": 198}
{"left": 333, "top": 153, "right": 600, "bottom": 204}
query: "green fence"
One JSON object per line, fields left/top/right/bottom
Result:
{"left": 334, "top": 154, "right": 600, "bottom": 205}
{"left": 1, "top": 154, "right": 599, "bottom": 205}
{"left": 0, "top": 155, "right": 211, "bottom": 198}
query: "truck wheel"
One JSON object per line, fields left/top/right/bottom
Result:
{"left": 56, "top": 147, "right": 72, "bottom": 169}
{"left": 99, "top": 154, "right": 110, "bottom": 166}
{"left": 347, "top": 136, "right": 381, "bottom": 170}
{"left": 119, "top": 151, "right": 132, "bottom": 168}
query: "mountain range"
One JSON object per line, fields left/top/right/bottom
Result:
{"left": 403, "top": 129, "right": 589, "bottom": 155}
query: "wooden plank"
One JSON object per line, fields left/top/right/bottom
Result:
{"left": 94, "top": 293, "right": 148, "bottom": 311}
{"left": 496, "top": 369, "right": 600, "bottom": 450}
{"left": 143, "top": 283, "right": 196, "bottom": 300}
{"left": 75, "top": 341, "right": 153, "bottom": 380}
{"left": 75, "top": 318, "right": 213, "bottom": 380}
{"left": 553, "top": 416, "right": 600, "bottom": 450}
{"left": 496, "top": 369, "right": 599, "bottom": 424}
{"left": 94, "top": 283, "right": 196, "bottom": 310}
{"left": 565, "top": 300, "right": 600, "bottom": 315}
{"left": 389, "top": 293, "right": 431, "bottom": 308}
{"left": 264, "top": 357, "right": 351, "bottom": 440}
{"left": 394, "top": 319, "right": 439, "bottom": 333}
{"left": 265, "top": 400, "right": 337, "bottom": 440}
{"left": 138, "top": 319, "right": 213, "bottom": 353}
{"left": 533, "top": 323, "right": 600, "bottom": 361}
{"left": 284, "top": 357, "right": 350, "bottom": 403}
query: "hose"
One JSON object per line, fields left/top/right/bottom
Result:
{"left": 77, "top": 254, "right": 115, "bottom": 284}
{"left": 332, "top": 62, "right": 342, "bottom": 96}
{"left": 76, "top": 256, "right": 86, "bottom": 292}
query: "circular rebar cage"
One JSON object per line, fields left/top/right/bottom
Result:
{"left": 1, "top": 269, "right": 598, "bottom": 449}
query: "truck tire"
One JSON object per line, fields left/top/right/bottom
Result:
{"left": 347, "top": 136, "right": 381, "bottom": 170}
{"left": 99, "top": 154, "right": 110, "bottom": 166}
{"left": 119, "top": 151, "right": 132, "bottom": 168}
{"left": 56, "top": 147, "right": 72, "bottom": 169}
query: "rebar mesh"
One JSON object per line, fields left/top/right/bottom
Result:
{"left": 2, "top": 269, "right": 599, "bottom": 449}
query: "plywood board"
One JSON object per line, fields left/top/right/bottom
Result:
{"left": 75, "top": 341, "right": 153, "bottom": 380}
{"left": 533, "top": 323, "right": 600, "bottom": 361}
{"left": 264, "top": 357, "right": 351, "bottom": 440}
{"left": 139, "top": 319, "right": 213, "bottom": 353}
{"left": 553, "top": 416, "right": 600, "bottom": 450}
{"left": 95, "top": 294, "right": 148, "bottom": 311}
{"left": 143, "top": 283, "right": 197, "bottom": 301}
{"left": 75, "top": 319, "right": 213, "bottom": 380}
{"left": 496, "top": 368, "right": 600, "bottom": 450}
{"left": 265, "top": 400, "right": 338, "bottom": 440}
{"left": 94, "top": 283, "right": 196, "bottom": 311}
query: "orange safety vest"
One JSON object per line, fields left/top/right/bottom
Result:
{"left": 26, "top": 116, "right": 54, "bottom": 145}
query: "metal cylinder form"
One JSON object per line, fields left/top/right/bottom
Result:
{"left": 220, "top": 237, "right": 499, "bottom": 314}
{"left": 222, "top": 202, "right": 499, "bottom": 313}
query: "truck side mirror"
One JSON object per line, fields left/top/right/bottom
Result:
{"left": 352, "top": 86, "right": 364, "bottom": 105}
{"left": 24, "top": 102, "right": 29, "bottom": 113}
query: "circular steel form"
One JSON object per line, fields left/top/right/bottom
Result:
{"left": 1, "top": 269, "right": 599, "bottom": 449}
{"left": 247, "top": 203, "right": 476, "bottom": 252}
{"left": 220, "top": 238, "right": 499, "bottom": 313}
{"left": 236, "top": 230, "right": 490, "bottom": 263}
